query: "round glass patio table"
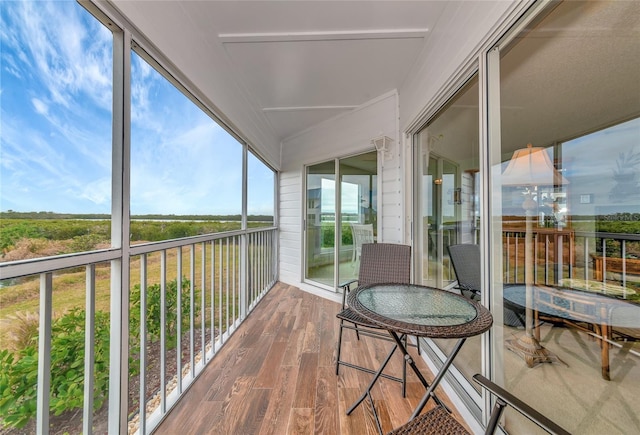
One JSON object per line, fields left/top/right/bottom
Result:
{"left": 348, "top": 283, "right": 493, "bottom": 339}
{"left": 345, "top": 283, "right": 493, "bottom": 432}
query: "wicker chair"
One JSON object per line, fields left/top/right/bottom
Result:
{"left": 388, "top": 374, "right": 571, "bottom": 435}
{"left": 335, "top": 243, "right": 413, "bottom": 393}
{"left": 448, "top": 244, "right": 525, "bottom": 328}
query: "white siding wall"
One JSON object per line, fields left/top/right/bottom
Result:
{"left": 279, "top": 91, "right": 403, "bottom": 288}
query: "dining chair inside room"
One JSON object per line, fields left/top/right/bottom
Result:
{"left": 335, "top": 242, "right": 414, "bottom": 394}
{"left": 350, "top": 223, "right": 375, "bottom": 266}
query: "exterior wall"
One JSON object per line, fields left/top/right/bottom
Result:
{"left": 279, "top": 91, "right": 403, "bottom": 288}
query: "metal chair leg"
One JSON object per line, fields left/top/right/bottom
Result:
{"left": 336, "top": 319, "right": 345, "bottom": 375}
{"left": 402, "top": 335, "right": 408, "bottom": 397}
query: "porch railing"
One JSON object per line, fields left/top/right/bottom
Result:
{"left": 502, "top": 228, "right": 640, "bottom": 292}
{"left": 0, "top": 227, "right": 277, "bottom": 434}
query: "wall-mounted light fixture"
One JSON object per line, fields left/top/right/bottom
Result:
{"left": 372, "top": 135, "right": 394, "bottom": 161}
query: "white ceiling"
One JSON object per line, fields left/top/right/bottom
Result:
{"left": 109, "top": 0, "right": 448, "bottom": 143}
{"left": 107, "top": 0, "right": 639, "bottom": 167}
{"left": 420, "top": 0, "right": 640, "bottom": 162}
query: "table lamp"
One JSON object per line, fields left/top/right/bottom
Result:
{"left": 502, "top": 143, "right": 568, "bottom": 367}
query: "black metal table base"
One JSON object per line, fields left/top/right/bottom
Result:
{"left": 346, "top": 332, "right": 464, "bottom": 434}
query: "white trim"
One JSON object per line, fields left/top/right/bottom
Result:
{"left": 283, "top": 89, "right": 398, "bottom": 143}
{"left": 292, "top": 281, "right": 343, "bottom": 304}
{"left": 83, "top": 265, "right": 96, "bottom": 434}
{"left": 219, "top": 29, "right": 429, "bottom": 43}
{"left": 36, "top": 273, "right": 53, "bottom": 434}
{"left": 263, "top": 105, "right": 358, "bottom": 112}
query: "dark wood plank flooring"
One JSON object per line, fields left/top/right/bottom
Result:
{"left": 154, "top": 282, "right": 467, "bottom": 434}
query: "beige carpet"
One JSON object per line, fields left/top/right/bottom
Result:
{"left": 438, "top": 323, "right": 640, "bottom": 434}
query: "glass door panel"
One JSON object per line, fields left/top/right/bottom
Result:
{"left": 424, "top": 156, "right": 460, "bottom": 288}
{"left": 490, "top": 2, "right": 640, "bottom": 433}
{"left": 305, "top": 152, "right": 377, "bottom": 288}
{"left": 305, "top": 161, "right": 336, "bottom": 286}
{"left": 339, "top": 152, "right": 378, "bottom": 285}
{"left": 416, "top": 75, "right": 482, "bottom": 389}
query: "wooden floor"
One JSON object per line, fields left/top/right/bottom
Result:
{"left": 155, "top": 282, "right": 467, "bottom": 435}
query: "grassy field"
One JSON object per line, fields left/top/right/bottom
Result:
{"left": 0, "top": 238, "right": 242, "bottom": 347}
{"left": 2, "top": 215, "right": 638, "bottom": 332}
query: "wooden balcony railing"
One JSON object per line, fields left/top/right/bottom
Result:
{"left": 502, "top": 228, "right": 640, "bottom": 294}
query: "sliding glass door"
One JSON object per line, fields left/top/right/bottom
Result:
{"left": 415, "top": 75, "right": 482, "bottom": 390}
{"left": 488, "top": 2, "right": 640, "bottom": 433}
{"left": 305, "top": 151, "right": 377, "bottom": 288}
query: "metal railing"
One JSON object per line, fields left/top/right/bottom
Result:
{"left": 0, "top": 227, "right": 277, "bottom": 434}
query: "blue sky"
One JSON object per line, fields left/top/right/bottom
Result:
{"left": 1, "top": 0, "right": 274, "bottom": 216}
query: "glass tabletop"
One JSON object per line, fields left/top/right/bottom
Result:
{"left": 357, "top": 284, "right": 477, "bottom": 327}
{"left": 348, "top": 283, "right": 493, "bottom": 339}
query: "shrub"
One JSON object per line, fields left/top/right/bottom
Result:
{"left": 0, "top": 309, "right": 110, "bottom": 429}
{"left": 321, "top": 223, "right": 354, "bottom": 248}
{"left": 68, "top": 233, "right": 108, "bottom": 252}
{"left": 129, "top": 277, "right": 191, "bottom": 348}
{"left": 0, "top": 275, "right": 194, "bottom": 429}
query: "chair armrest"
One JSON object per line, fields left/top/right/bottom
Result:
{"left": 456, "top": 283, "right": 480, "bottom": 295}
{"left": 338, "top": 279, "right": 359, "bottom": 308}
{"left": 472, "top": 374, "right": 571, "bottom": 435}
{"left": 338, "top": 279, "right": 358, "bottom": 290}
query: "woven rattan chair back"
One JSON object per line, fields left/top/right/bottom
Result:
{"left": 447, "top": 244, "right": 481, "bottom": 297}
{"left": 335, "top": 242, "right": 413, "bottom": 393}
{"left": 357, "top": 243, "right": 411, "bottom": 287}
{"left": 448, "top": 244, "right": 525, "bottom": 327}
{"left": 388, "top": 374, "right": 571, "bottom": 435}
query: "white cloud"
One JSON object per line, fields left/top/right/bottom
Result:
{"left": 10, "top": 1, "right": 112, "bottom": 112}
{"left": 1, "top": 1, "right": 273, "bottom": 215}
{"left": 79, "top": 177, "right": 111, "bottom": 205}
{"left": 31, "top": 98, "right": 48, "bottom": 115}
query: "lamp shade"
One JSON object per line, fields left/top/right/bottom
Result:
{"left": 502, "top": 143, "right": 568, "bottom": 187}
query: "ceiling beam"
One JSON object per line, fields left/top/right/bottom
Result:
{"left": 263, "top": 106, "right": 358, "bottom": 112}
{"left": 219, "top": 29, "right": 429, "bottom": 43}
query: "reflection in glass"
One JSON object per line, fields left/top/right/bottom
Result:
{"left": 306, "top": 161, "right": 336, "bottom": 286}
{"left": 494, "top": 1, "right": 640, "bottom": 433}
{"left": 339, "top": 152, "right": 378, "bottom": 285}
{"left": 415, "top": 75, "right": 482, "bottom": 389}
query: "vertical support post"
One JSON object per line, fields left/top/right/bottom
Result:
{"left": 176, "top": 248, "right": 183, "bottom": 394}
{"left": 109, "top": 27, "right": 131, "bottom": 435}
{"left": 189, "top": 245, "right": 196, "bottom": 379}
{"left": 241, "top": 143, "right": 248, "bottom": 318}
{"left": 36, "top": 273, "right": 53, "bottom": 435}
{"left": 139, "top": 255, "right": 147, "bottom": 434}
{"left": 160, "top": 250, "right": 167, "bottom": 414}
{"left": 83, "top": 265, "right": 96, "bottom": 435}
